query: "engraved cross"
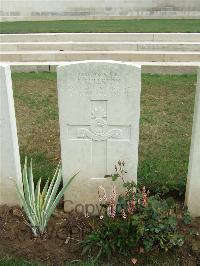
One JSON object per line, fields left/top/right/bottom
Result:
{"left": 68, "top": 100, "right": 131, "bottom": 179}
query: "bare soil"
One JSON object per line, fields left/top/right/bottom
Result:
{"left": 0, "top": 205, "right": 90, "bottom": 265}
{"left": 0, "top": 205, "right": 199, "bottom": 266}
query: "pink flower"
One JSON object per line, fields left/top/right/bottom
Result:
{"left": 142, "top": 186, "right": 148, "bottom": 207}
{"left": 98, "top": 185, "right": 107, "bottom": 202}
{"left": 121, "top": 209, "right": 127, "bottom": 219}
{"left": 98, "top": 185, "right": 118, "bottom": 219}
{"left": 107, "top": 185, "right": 117, "bottom": 218}
{"left": 128, "top": 192, "right": 136, "bottom": 213}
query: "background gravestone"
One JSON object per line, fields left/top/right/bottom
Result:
{"left": 185, "top": 67, "right": 200, "bottom": 217}
{"left": 0, "top": 65, "right": 22, "bottom": 205}
{"left": 57, "top": 60, "right": 141, "bottom": 214}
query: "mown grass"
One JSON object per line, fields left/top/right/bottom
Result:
{"left": 12, "top": 72, "right": 197, "bottom": 195}
{"left": 1, "top": 19, "right": 200, "bottom": 34}
{"left": 0, "top": 249, "right": 197, "bottom": 266}
{"left": 0, "top": 257, "right": 93, "bottom": 266}
{"left": 139, "top": 74, "right": 196, "bottom": 195}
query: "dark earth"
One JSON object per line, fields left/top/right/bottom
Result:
{"left": 0, "top": 205, "right": 199, "bottom": 265}
{"left": 0, "top": 205, "right": 90, "bottom": 265}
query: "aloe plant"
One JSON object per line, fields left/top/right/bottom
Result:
{"left": 16, "top": 157, "right": 77, "bottom": 237}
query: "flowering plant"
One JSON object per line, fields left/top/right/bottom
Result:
{"left": 82, "top": 161, "right": 184, "bottom": 262}
{"left": 98, "top": 161, "right": 149, "bottom": 220}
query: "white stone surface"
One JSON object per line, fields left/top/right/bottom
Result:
{"left": 1, "top": 33, "right": 199, "bottom": 66}
{"left": 0, "top": 64, "right": 22, "bottom": 206}
{"left": 1, "top": 42, "right": 200, "bottom": 52}
{"left": 0, "top": 0, "right": 199, "bottom": 20}
{"left": 57, "top": 60, "right": 141, "bottom": 214}
{"left": 185, "top": 67, "right": 200, "bottom": 217}
{"left": 1, "top": 50, "right": 200, "bottom": 63}
{"left": 1, "top": 33, "right": 200, "bottom": 43}
{"left": 1, "top": 61, "right": 198, "bottom": 74}
{"left": 6, "top": 61, "right": 199, "bottom": 74}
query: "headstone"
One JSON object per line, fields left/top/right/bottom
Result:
{"left": 57, "top": 60, "right": 141, "bottom": 215}
{"left": 185, "top": 67, "right": 200, "bottom": 217}
{"left": 0, "top": 64, "right": 22, "bottom": 206}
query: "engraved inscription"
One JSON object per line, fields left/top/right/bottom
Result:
{"left": 67, "top": 69, "right": 130, "bottom": 97}
{"left": 67, "top": 85, "right": 130, "bottom": 97}
{"left": 77, "top": 71, "right": 120, "bottom": 84}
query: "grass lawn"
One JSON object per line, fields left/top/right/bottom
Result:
{"left": 0, "top": 251, "right": 194, "bottom": 266}
{"left": 12, "top": 72, "right": 197, "bottom": 195}
{"left": 0, "top": 257, "right": 93, "bottom": 266}
{"left": 0, "top": 19, "right": 200, "bottom": 34}
{"left": 0, "top": 258, "right": 94, "bottom": 266}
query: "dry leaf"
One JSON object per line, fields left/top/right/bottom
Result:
{"left": 65, "top": 236, "right": 70, "bottom": 245}
{"left": 139, "top": 247, "right": 145, "bottom": 253}
{"left": 131, "top": 258, "right": 137, "bottom": 264}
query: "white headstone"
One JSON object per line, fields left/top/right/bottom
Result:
{"left": 0, "top": 65, "right": 22, "bottom": 206}
{"left": 185, "top": 67, "right": 200, "bottom": 217}
{"left": 57, "top": 60, "right": 141, "bottom": 214}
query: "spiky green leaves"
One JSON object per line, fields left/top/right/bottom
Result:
{"left": 16, "top": 157, "right": 77, "bottom": 236}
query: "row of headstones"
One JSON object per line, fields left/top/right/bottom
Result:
{"left": 0, "top": 62, "right": 199, "bottom": 216}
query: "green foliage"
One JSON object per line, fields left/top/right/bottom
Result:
{"left": 16, "top": 157, "right": 77, "bottom": 237}
{"left": 83, "top": 162, "right": 185, "bottom": 261}
{"left": 183, "top": 208, "right": 192, "bottom": 225}
{"left": 0, "top": 257, "right": 42, "bottom": 266}
{"left": 142, "top": 175, "right": 187, "bottom": 197}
